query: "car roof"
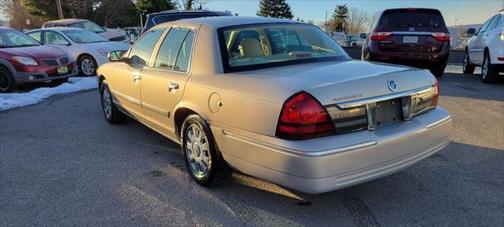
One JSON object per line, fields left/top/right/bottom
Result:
{"left": 44, "top": 19, "right": 88, "bottom": 25}
{"left": 152, "top": 16, "right": 298, "bottom": 30}
{"left": 26, "top": 27, "right": 85, "bottom": 34}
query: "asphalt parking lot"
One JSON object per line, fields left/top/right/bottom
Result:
{"left": 1, "top": 68, "right": 503, "bottom": 226}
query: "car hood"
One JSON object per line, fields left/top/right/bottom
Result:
{"left": 0, "top": 45, "right": 67, "bottom": 59}
{"left": 99, "top": 28, "right": 126, "bottom": 39}
{"left": 235, "top": 60, "right": 436, "bottom": 105}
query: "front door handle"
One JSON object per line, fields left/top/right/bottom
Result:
{"left": 168, "top": 82, "right": 179, "bottom": 92}
{"left": 133, "top": 74, "right": 142, "bottom": 82}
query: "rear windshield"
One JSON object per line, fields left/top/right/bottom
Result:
{"left": 143, "top": 12, "right": 230, "bottom": 33}
{"left": 219, "top": 23, "right": 349, "bottom": 72}
{"left": 379, "top": 10, "right": 446, "bottom": 29}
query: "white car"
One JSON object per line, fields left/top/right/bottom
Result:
{"left": 464, "top": 11, "right": 504, "bottom": 83}
{"left": 26, "top": 28, "right": 129, "bottom": 76}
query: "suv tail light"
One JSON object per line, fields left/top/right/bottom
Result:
{"left": 431, "top": 33, "right": 450, "bottom": 42}
{"left": 370, "top": 32, "right": 392, "bottom": 41}
{"left": 276, "top": 92, "right": 335, "bottom": 140}
{"left": 431, "top": 80, "right": 439, "bottom": 107}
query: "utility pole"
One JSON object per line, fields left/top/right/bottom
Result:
{"left": 56, "top": 0, "right": 64, "bottom": 19}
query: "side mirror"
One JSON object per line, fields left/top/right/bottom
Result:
{"left": 466, "top": 28, "right": 476, "bottom": 36}
{"left": 108, "top": 50, "right": 125, "bottom": 62}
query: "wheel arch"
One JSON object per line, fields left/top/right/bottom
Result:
{"left": 173, "top": 103, "right": 210, "bottom": 140}
{"left": 98, "top": 74, "right": 106, "bottom": 92}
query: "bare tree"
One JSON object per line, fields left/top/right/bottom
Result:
{"left": 0, "top": 0, "right": 43, "bottom": 29}
{"left": 346, "top": 7, "right": 371, "bottom": 34}
{"left": 64, "top": 0, "right": 94, "bottom": 19}
{"left": 95, "top": 0, "right": 124, "bottom": 27}
{"left": 178, "top": 0, "right": 212, "bottom": 10}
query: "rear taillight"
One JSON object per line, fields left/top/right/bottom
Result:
{"left": 276, "top": 92, "right": 335, "bottom": 140}
{"left": 501, "top": 28, "right": 504, "bottom": 41}
{"left": 431, "top": 80, "right": 439, "bottom": 107}
{"left": 431, "top": 33, "right": 450, "bottom": 42}
{"left": 370, "top": 32, "right": 392, "bottom": 41}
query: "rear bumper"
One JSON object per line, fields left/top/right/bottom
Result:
{"left": 211, "top": 107, "right": 452, "bottom": 194}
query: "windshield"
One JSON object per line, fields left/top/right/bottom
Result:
{"left": 220, "top": 24, "right": 348, "bottom": 72}
{"left": 63, "top": 30, "right": 107, "bottom": 43}
{"left": 0, "top": 29, "right": 40, "bottom": 48}
{"left": 70, "top": 21, "right": 106, "bottom": 33}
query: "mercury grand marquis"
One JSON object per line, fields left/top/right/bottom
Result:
{"left": 96, "top": 16, "right": 452, "bottom": 194}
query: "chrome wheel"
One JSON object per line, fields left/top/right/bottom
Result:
{"left": 80, "top": 58, "right": 95, "bottom": 76}
{"left": 185, "top": 124, "right": 212, "bottom": 178}
{"left": 101, "top": 86, "right": 112, "bottom": 120}
{"left": 482, "top": 55, "right": 489, "bottom": 79}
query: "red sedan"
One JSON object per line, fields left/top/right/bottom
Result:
{"left": 0, "top": 27, "right": 77, "bottom": 92}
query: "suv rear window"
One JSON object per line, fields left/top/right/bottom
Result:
{"left": 378, "top": 9, "right": 446, "bottom": 29}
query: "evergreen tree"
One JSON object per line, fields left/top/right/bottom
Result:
{"left": 332, "top": 4, "right": 348, "bottom": 32}
{"left": 135, "top": 0, "right": 176, "bottom": 15}
{"left": 257, "top": 0, "right": 293, "bottom": 19}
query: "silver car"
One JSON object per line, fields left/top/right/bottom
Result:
{"left": 97, "top": 16, "right": 452, "bottom": 194}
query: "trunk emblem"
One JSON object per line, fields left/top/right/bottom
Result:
{"left": 409, "top": 27, "right": 415, "bottom": 32}
{"left": 387, "top": 80, "right": 397, "bottom": 92}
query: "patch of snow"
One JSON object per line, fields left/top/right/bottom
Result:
{"left": 0, "top": 77, "right": 97, "bottom": 111}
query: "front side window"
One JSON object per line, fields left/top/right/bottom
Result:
{"left": 219, "top": 23, "right": 348, "bottom": 72}
{"left": 43, "top": 31, "right": 69, "bottom": 45}
{"left": 62, "top": 30, "right": 107, "bottom": 43}
{"left": 154, "top": 28, "right": 194, "bottom": 72}
{"left": 128, "top": 29, "right": 165, "bottom": 67}
{"left": 0, "top": 29, "right": 40, "bottom": 48}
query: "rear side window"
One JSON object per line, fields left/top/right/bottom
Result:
{"left": 154, "top": 28, "right": 194, "bottom": 72}
{"left": 128, "top": 29, "right": 165, "bottom": 66}
{"left": 378, "top": 10, "right": 446, "bottom": 29}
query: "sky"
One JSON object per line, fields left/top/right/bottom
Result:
{"left": 206, "top": 0, "right": 504, "bottom": 26}
{"left": 1, "top": 0, "right": 501, "bottom": 26}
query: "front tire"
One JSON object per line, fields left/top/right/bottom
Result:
{"left": 481, "top": 52, "right": 499, "bottom": 83}
{"left": 463, "top": 50, "right": 475, "bottom": 74}
{"left": 0, "top": 66, "right": 17, "bottom": 92}
{"left": 100, "top": 83, "right": 124, "bottom": 124}
{"left": 182, "top": 115, "right": 231, "bottom": 186}
{"left": 78, "top": 55, "right": 97, "bottom": 77}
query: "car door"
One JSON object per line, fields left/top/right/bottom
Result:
{"left": 471, "top": 16, "right": 496, "bottom": 64}
{"left": 108, "top": 28, "right": 165, "bottom": 119}
{"left": 140, "top": 27, "right": 195, "bottom": 138}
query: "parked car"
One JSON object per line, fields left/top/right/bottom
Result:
{"left": 463, "top": 11, "right": 503, "bottom": 83}
{"left": 0, "top": 27, "right": 76, "bottom": 92}
{"left": 26, "top": 28, "right": 129, "bottom": 77}
{"left": 43, "top": 19, "right": 128, "bottom": 42}
{"left": 141, "top": 10, "right": 232, "bottom": 34}
{"left": 362, "top": 8, "right": 451, "bottom": 77}
{"left": 97, "top": 16, "right": 452, "bottom": 194}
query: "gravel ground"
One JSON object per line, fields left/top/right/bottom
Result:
{"left": 1, "top": 68, "right": 503, "bottom": 226}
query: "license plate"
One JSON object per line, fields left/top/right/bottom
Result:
{"left": 374, "top": 99, "right": 402, "bottom": 127}
{"left": 403, "top": 36, "right": 418, "bottom": 43}
{"left": 57, "top": 66, "right": 68, "bottom": 75}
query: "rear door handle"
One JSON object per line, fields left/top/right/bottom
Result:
{"left": 168, "top": 82, "right": 179, "bottom": 92}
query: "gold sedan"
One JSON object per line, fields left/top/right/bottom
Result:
{"left": 97, "top": 17, "right": 452, "bottom": 194}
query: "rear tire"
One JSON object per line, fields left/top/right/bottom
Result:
{"left": 100, "top": 83, "right": 124, "bottom": 124}
{"left": 429, "top": 63, "right": 446, "bottom": 77}
{"left": 481, "top": 52, "right": 499, "bottom": 83}
{"left": 0, "top": 66, "right": 17, "bottom": 92}
{"left": 463, "top": 49, "right": 475, "bottom": 74}
{"left": 182, "top": 115, "right": 231, "bottom": 187}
